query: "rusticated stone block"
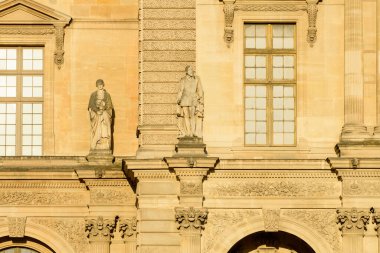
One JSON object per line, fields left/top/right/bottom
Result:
{"left": 143, "top": 94, "right": 177, "bottom": 104}
{"left": 143, "top": 104, "right": 177, "bottom": 114}
{"left": 142, "top": 41, "right": 195, "bottom": 51}
{"left": 143, "top": 62, "right": 194, "bottom": 72}
{"left": 142, "top": 115, "right": 177, "bottom": 125}
{"left": 143, "top": 83, "right": 179, "bottom": 93}
{"left": 143, "top": 9, "right": 195, "bottom": 20}
{"left": 143, "top": 0, "right": 195, "bottom": 9}
{"left": 143, "top": 72, "right": 183, "bottom": 83}
{"left": 143, "top": 30, "right": 196, "bottom": 41}
{"left": 143, "top": 51, "right": 195, "bottom": 62}
{"left": 143, "top": 20, "right": 195, "bottom": 30}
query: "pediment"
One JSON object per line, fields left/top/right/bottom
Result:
{"left": 0, "top": 0, "right": 71, "bottom": 25}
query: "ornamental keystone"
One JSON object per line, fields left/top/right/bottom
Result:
{"left": 175, "top": 207, "right": 208, "bottom": 232}
{"left": 336, "top": 208, "right": 370, "bottom": 235}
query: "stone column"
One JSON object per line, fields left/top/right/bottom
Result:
{"left": 119, "top": 217, "right": 137, "bottom": 253}
{"left": 336, "top": 208, "right": 370, "bottom": 253}
{"left": 374, "top": 0, "right": 380, "bottom": 139}
{"left": 175, "top": 207, "right": 208, "bottom": 253}
{"left": 341, "top": 0, "right": 369, "bottom": 141}
{"left": 85, "top": 216, "right": 116, "bottom": 253}
{"left": 373, "top": 212, "right": 380, "bottom": 253}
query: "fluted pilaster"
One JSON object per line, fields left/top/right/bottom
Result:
{"left": 85, "top": 216, "right": 116, "bottom": 253}
{"left": 341, "top": 0, "right": 369, "bottom": 141}
{"left": 336, "top": 208, "right": 370, "bottom": 253}
{"left": 175, "top": 207, "right": 208, "bottom": 253}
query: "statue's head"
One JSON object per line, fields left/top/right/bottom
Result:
{"left": 185, "top": 65, "right": 194, "bottom": 77}
{"left": 96, "top": 79, "right": 105, "bottom": 90}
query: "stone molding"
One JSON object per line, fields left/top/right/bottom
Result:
{"left": 208, "top": 171, "right": 336, "bottom": 179}
{"left": 0, "top": 0, "right": 72, "bottom": 69}
{"left": 0, "top": 191, "right": 87, "bottom": 206}
{"left": 220, "top": 0, "right": 320, "bottom": 47}
{"left": 175, "top": 207, "right": 208, "bottom": 233}
{"left": 263, "top": 209, "right": 280, "bottom": 232}
{"left": 336, "top": 208, "right": 370, "bottom": 235}
{"left": 119, "top": 217, "right": 137, "bottom": 239}
{"left": 85, "top": 216, "right": 116, "bottom": 242}
{"left": 8, "top": 217, "right": 26, "bottom": 238}
{"left": 0, "top": 181, "right": 85, "bottom": 189}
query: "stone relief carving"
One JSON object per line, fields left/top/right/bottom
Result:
{"left": 180, "top": 181, "right": 202, "bottom": 195}
{"left": 0, "top": 191, "right": 87, "bottom": 205}
{"left": 31, "top": 218, "right": 88, "bottom": 253}
{"left": 8, "top": 217, "right": 26, "bottom": 238}
{"left": 90, "top": 188, "right": 135, "bottom": 205}
{"left": 119, "top": 217, "right": 137, "bottom": 239}
{"left": 263, "top": 209, "right": 280, "bottom": 232}
{"left": 202, "top": 209, "right": 260, "bottom": 253}
{"left": 343, "top": 179, "right": 380, "bottom": 196}
{"left": 175, "top": 207, "right": 208, "bottom": 232}
{"left": 177, "top": 66, "right": 204, "bottom": 139}
{"left": 283, "top": 209, "right": 341, "bottom": 252}
{"left": 85, "top": 216, "right": 116, "bottom": 242}
{"left": 220, "top": 0, "right": 320, "bottom": 47}
{"left": 336, "top": 208, "right": 370, "bottom": 235}
{"left": 88, "top": 79, "right": 114, "bottom": 152}
{"left": 205, "top": 180, "right": 339, "bottom": 197}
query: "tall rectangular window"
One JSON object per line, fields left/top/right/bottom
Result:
{"left": 244, "top": 24, "right": 296, "bottom": 145}
{"left": 0, "top": 47, "right": 44, "bottom": 156}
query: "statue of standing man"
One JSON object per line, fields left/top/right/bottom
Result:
{"left": 88, "top": 79, "right": 113, "bottom": 151}
{"left": 177, "top": 66, "right": 204, "bottom": 139}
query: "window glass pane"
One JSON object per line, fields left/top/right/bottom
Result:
{"left": 33, "top": 60, "right": 43, "bottom": 70}
{"left": 284, "top": 38, "right": 294, "bottom": 49}
{"left": 23, "top": 135, "right": 32, "bottom": 145}
{"left": 284, "top": 56, "right": 294, "bottom": 67}
{"left": 7, "top": 60, "right": 16, "bottom": 70}
{"left": 256, "top": 110, "right": 266, "bottom": 120}
{"left": 246, "top": 86, "right": 255, "bottom": 97}
{"left": 284, "top": 68, "right": 294, "bottom": 79}
{"left": 23, "top": 125, "right": 32, "bottom": 135}
{"left": 245, "top": 121, "right": 255, "bottom": 132}
{"left": 273, "top": 110, "right": 283, "bottom": 120}
{"left": 0, "top": 60, "right": 6, "bottom": 70}
{"left": 245, "top": 68, "right": 255, "bottom": 79}
{"left": 245, "top": 133, "right": 255, "bottom": 144}
{"left": 284, "top": 110, "right": 294, "bottom": 120}
{"left": 6, "top": 146, "right": 15, "bottom": 156}
{"left": 273, "top": 98, "right": 283, "bottom": 109}
{"left": 256, "top": 25, "right": 266, "bottom": 36}
{"left": 256, "top": 86, "right": 266, "bottom": 97}
{"left": 0, "top": 49, "right": 6, "bottom": 59}
{"left": 32, "top": 146, "right": 42, "bottom": 155}
{"left": 284, "top": 25, "right": 294, "bottom": 36}
{"left": 245, "top": 56, "right": 255, "bottom": 67}
{"left": 284, "top": 122, "right": 294, "bottom": 132}
{"left": 7, "top": 114, "right": 16, "bottom": 124}
{"left": 273, "top": 25, "right": 284, "bottom": 37}
{"left": 22, "top": 146, "right": 32, "bottom": 155}
{"left": 23, "top": 60, "right": 33, "bottom": 70}
{"left": 33, "top": 104, "right": 43, "bottom": 113}
{"left": 23, "top": 49, "right": 33, "bottom": 59}
{"left": 273, "top": 121, "right": 284, "bottom": 132}
{"left": 256, "top": 98, "right": 266, "bottom": 109}
{"left": 246, "top": 38, "right": 255, "bottom": 48}
{"left": 256, "top": 133, "right": 266, "bottom": 144}
{"left": 256, "top": 56, "right": 266, "bottom": 67}
{"left": 273, "top": 133, "right": 283, "bottom": 144}
{"left": 7, "top": 104, "right": 16, "bottom": 113}
{"left": 245, "top": 109, "right": 255, "bottom": 120}
{"left": 284, "top": 86, "right": 294, "bottom": 96}
{"left": 33, "top": 49, "right": 43, "bottom": 59}
{"left": 284, "top": 98, "right": 294, "bottom": 109}
{"left": 273, "top": 56, "right": 283, "bottom": 67}
{"left": 284, "top": 133, "right": 294, "bottom": 144}
{"left": 245, "top": 98, "right": 255, "bottom": 108}
{"left": 256, "top": 68, "right": 266, "bottom": 79}
{"left": 256, "top": 38, "right": 266, "bottom": 49}
{"left": 273, "top": 86, "right": 283, "bottom": 97}
{"left": 256, "top": 122, "right": 266, "bottom": 133}
{"left": 245, "top": 25, "right": 255, "bottom": 36}
{"left": 273, "top": 68, "right": 283, "bottom": 80}
{"left": 23, "top": 104, "right": 33, "bottom": 113}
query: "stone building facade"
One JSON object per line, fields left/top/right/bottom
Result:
{"left": 0, "top": 0, "right": 380, "bottom": 252}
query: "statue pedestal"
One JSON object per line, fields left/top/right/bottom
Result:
{"left": 175, "top": 137, "right": 206, "bottom": 157}
{"left": 86, "top": 149, "right": 114, "bottom": 165}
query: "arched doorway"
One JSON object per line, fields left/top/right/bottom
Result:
{"left": 0, "top": 247, "right": 40, "bottom": 253}
{"left": 0, "top": 237, "right": 54, "bottom": 253}
{"left": 228, "top": 231, "right": 315, "bottom": 253}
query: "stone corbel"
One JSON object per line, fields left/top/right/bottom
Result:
{"left": 54, "top": 24, "right": 66, "bottom": 69}
{"left": 220, "top": 0, "right": 320, "bottom": 47}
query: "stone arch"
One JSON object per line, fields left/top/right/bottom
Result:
{"left": 0, "top": 219, "right": 76, "bottom": 253}
{"left": 206, "top": 215, "right": 334, "bottom": 253}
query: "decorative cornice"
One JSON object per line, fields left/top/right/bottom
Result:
{"left": 336, "top": 208, "right": 370, "bottom": 235}
{"left": 84, "top": 179, "right": 130, "bottom": 187}
{"left": 220, "top": 0, "right": 319, "bottom": 47}
{"left": 0, "top": 181, "right": 85, "bottom": 189}
{"left": 175, "top": 207, "right": 208, "bottom": 233}
{"left": 133, "top": 170, "right": 176, "bottom": 181}
{"left": 85, "top": 216, "right": 116, "bottom": 242}
{"left": 119, "top": 217, "right": 137, "bottom": 239}
{"left": 208, "top": 171, "right": 337, "bottom": 179}
{"left": 164, "top": 157, "right": 219, "bottom": 169}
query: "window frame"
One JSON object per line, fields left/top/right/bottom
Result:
{"left": 0, "top": 46, "right": 45, "bottom": 156}
{"left": 243, "top": 23, "right": 297, "bottom": 146}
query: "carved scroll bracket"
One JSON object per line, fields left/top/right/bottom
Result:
{"left": 220, "top": 0, "right": 320, "bottom": 47}
{"left": 54, "top": 24, "right": 66, "bottom": 69}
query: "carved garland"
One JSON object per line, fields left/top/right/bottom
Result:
{"left": 221, "top": 0, "right": 320, "bottom": 47}
{"left": 85, "top": 216, "right": 116, "bottom": 242}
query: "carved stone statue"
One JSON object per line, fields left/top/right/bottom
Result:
{"left": 88, "top": 79, "right": 113, "bottom": 151}
{"left": 177, "top": 66, "right": 204, "bottom": 139}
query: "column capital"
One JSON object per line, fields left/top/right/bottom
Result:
{"left": 119, "top": 217, "right": 137, "bottom": 241}
{"left": 372, "top": 212, "right": 380, "bottom": 235}
{"left": 85, "top": 216, "right": 116, "bottom": 242}
{"left": 336, "top": 208, "right": 370, "bottom": 235}
{"left": 175, "top": 207, "right": 208, "bottom": 233}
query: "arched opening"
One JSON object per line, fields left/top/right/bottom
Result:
{"left": 0, "top": 237, "right": 54, "bottom": 253}
{"left": 228, "top": 231, "right": 316, "bottom": 253}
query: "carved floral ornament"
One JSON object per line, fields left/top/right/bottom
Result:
{"left": 119, "top": 217, "right": 137, "bottom": 239}
{"left": 0, "top": 0, "right": 72, "bottom": 69}
{"left": 175, "top": 207, "right": 208, "bottom": 232}
{"left": 220, "top": 0, "right": 320, "bottom": 47}
{"left": 336, "top": 208, "right": 370, "bottom": 235}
